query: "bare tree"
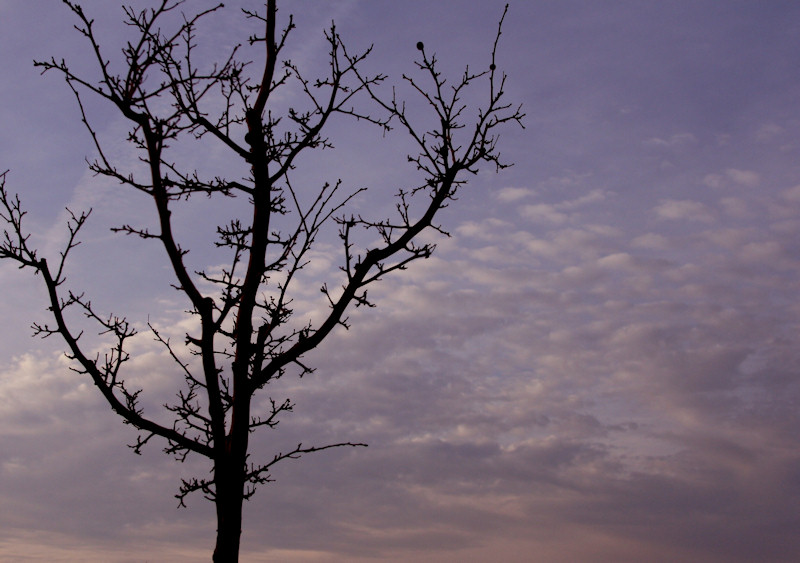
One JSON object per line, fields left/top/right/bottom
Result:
{"left": 0, "top": 1, "right": 522, "bottom": 560}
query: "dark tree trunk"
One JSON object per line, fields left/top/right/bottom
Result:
{"left": 212, "top": 388, "right": 251, "bottom": 563}
{"left": 212, "top": 459, "right": 246, "bottom": 563}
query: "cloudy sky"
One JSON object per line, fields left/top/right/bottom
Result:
{"left": 2, "top": 1, "right": 800, "bottom": 561}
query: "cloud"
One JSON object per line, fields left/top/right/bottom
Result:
{"left": 642, "top": 132, "right": 697, "bottom": 148}
{"left": 597, "top": 252, "right": 634, "bottom": 269}
{"left": 756, "top": 122, "right": 784, "bottom": 142}
{"left": 654, "top": 199, "right": 715, "bottom": 222}
{"left": 557, "top": 188, "right": 609, "bottom": 209}
{"left": 455, "top": 217, "right": 514, "bottom": 239}
{"left": 780, "top": 185, "right": 800, "bottom": 203}
{"left": 495, "top": 186, "right": 535, "bottom": 202}
{"left": 738, "top": 240, "right": 784, "bottom": 264}
{"left": 704, "top": 169, "right": 761, "bottom": 189}
{"left": 520, "top": 203, "right": 568, "bottom": 225}
{"left": 702, "top": 173, "right": 726, "bottom": 189}
{"left": 725, "top": 168, "right": 760, "bottom": 188}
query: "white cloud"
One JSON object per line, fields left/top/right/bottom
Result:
{"left": 642, "top": 132, "right": 697, "bottom": 148}
{"left": 520, "top": 203, "right": 568, "bottom": 225}
{"left": 597, "top": 252, "right": 634, "bottom": 269}
{"left": 704, "top": 169, "right": 760, "bottom": 189}
{"left": 495, "top": 186, "right": 535, "bottom": 202}
{"left": 654, "top": 199, "right": 715, "bottom": 222}
{"left": 557, "top": 188, "right": 609, "bottom": 209}
{"left": 738, "top": 240, "right": 783, "bottom": 263}
{"left": 525, "top": 238, "right": 557, "bottom": 258}
{"left": 725, "top": 168, "right": 760, "bottom": 188}
{"left": 455, "top": 218, "right": 513, "bottom": 239}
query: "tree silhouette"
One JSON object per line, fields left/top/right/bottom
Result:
{"left": 0, "top": 1, "right": 522, "bottom": 560}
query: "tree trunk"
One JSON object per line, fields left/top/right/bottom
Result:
{"left": 212, "top": 390, "right": 251, "bottom": 562}
{"left": 212, "top": 461, "right": 245, "bottom": 563}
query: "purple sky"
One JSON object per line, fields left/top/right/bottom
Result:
{"left": 2, "top": 1, "right": 800, "bottom": 561}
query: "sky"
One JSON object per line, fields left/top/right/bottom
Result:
{"left": 2, "top": 1, "right": 800, "bottom": 561}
